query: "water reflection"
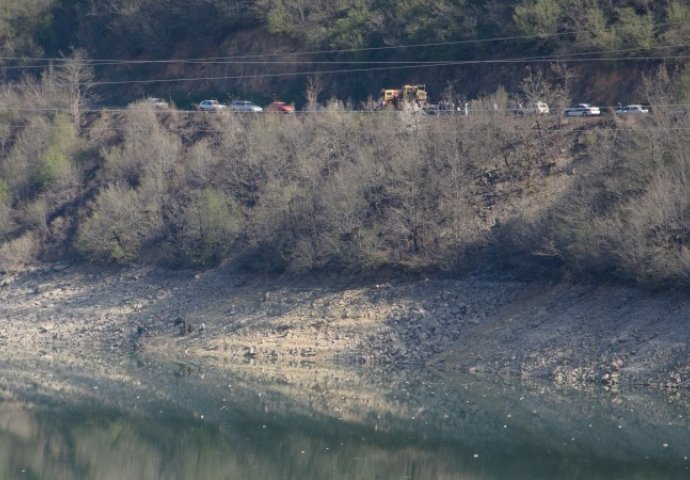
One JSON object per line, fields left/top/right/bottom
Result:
{"left": 0, "top": 353, "right": 689, "bottom": 479}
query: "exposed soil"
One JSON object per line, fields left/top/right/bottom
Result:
{"left": 1, "top": 262, "right": 689, "bottom": 389}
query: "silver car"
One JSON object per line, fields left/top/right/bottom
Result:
{"left": 146, "top": 97, "right": 169, "bottom": 109}
{"left": 614, "top": 104, "right": 649, "bottom": 115}
{"left": 564, "top": 103, "right": 601, "bottom": 117}
{"left": 230, "top": 100, "right": 263, "bottom": 113}
{"left": 197, "top": 100, "right": 228, "bottom": 112}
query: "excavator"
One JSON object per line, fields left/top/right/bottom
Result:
{"left": 379, "top": 84, "right": 429, "bottom": 111}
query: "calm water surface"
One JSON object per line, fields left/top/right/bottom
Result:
{"left": 1, "top": 353, "right": 689, "bottom": 479}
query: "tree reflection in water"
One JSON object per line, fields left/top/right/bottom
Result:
{"left": 1, "top": 355, "right": 689, "bottom": 479}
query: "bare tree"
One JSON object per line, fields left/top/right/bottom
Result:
{"left": 519, "top": 67, "right": 550, "bottom": 106}
{"left": 550, "top": 61, "right": 575, "bottom": 116}
{"left": 50, "top": 49, "right": 95, "bottom": 132}
{"left": 304, "top": 75, "right": 324, "bottom": 111}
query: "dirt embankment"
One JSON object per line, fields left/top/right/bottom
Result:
{"left": 1, "top": 263, "right": 689, "bottom": 389}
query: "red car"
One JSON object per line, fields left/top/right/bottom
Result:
{"left": 266, "top": 101, "right": 295, "bottom": 113}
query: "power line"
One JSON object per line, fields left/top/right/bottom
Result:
{"left": 2, "top": 43, "right": 686, "bottom": 72}
{"left": 88, "top": 54, "right": 690, "bottom": 86}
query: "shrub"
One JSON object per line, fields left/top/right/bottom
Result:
{"left": 76, "top": 184, "right": 162, "bottom": 263}
{"left": 35, "top": 115, "right": 78, "bottom": 192}
{"left": 0, "top": 232, "right": 39, "bottom": 272}
{"left": 1, "top": 117, "right": 49, "bottom": 200}
{"left": 100, "top": 105, "right": 182, "bottom": 189}
{"left": 178, "top": 188, "right": 243, "bottom": 265}
{"left": 0, "top": 113, "right": 78, "bottom": 203}
{"left": 0, "top": 197, "right": 13, "bottom": 238}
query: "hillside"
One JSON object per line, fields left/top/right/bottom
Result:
{"left": 1, "top": 84, "right": 690, "bottom": 288}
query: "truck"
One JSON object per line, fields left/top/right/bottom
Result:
{"left": 379, "top": 84, "right": 429, "bottom": 111}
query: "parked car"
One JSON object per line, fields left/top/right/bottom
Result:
{"left": 146, "top": 97, "right": 169, "bottom": 109}
{"left": 614, "top": 104, "right": 649, "bottom": 115}
{"left": 564, "top": 103, "right": 601, "bottom": 117}
{"left": 515, "top": 101, "right": 550, "bottom": 115}
{"left": 266, "top": 101, "right": 295, "bottom": 113}
{"left": 197, "top": 100, "right": 227, "bottom": 112}
{"left": 230, "top": 100, "right": 263, "bottom": 113}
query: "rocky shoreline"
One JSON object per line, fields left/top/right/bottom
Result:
{"left": 1, "top": 263, "right": 689, "bottom": 389}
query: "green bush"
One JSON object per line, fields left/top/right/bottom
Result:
{"left": 0, "top": 179, "right": 13, "bottom": 237}
{"left": 179, "top": 188, "right": 243, "bottom": 265}
{"left": 35, "top": 115, "right": 79, "bottom": 198}
{"left": 76, "top": 185, "right": 162, "bottom": 263}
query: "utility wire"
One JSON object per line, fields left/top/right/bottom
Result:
{"left": 88, "top": 54, "right": 690, "bottom": 86}
{"left": 1, "top": 43, "right": 686, "bottom": 71}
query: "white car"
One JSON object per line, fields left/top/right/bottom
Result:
{"left": 146, "top": 97, "right": 168, "bottom": 109}
{"left": 516, "top": 101, "right": 550, "bottom": 115}
{"left": 614, "top": 104, "right": 648, "bottom": 115}
{"left": 230, "top": 100, "right": 263, "bottom": 113}
{"left": 564, "top": 103, "right": 601, "bottom": 117}
{"left": 197, "top": 100, "right": 227, "bottom": 112}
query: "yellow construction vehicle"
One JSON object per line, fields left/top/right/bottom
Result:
{"left": 379, "top": 84, "right": 428, "bottom": 110}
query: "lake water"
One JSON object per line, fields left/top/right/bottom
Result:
{"left": 1, "top": 352, "right": 689, "bottom": 479}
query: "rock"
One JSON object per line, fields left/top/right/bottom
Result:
{"left": 601, "top": 371, "right": 620, "bottom": 387}
{"left": 611, "top": 358, "right": 624, "bottom": 370}
{"left": 611, "top": 331, "right": 636, "bottom": 345}
{"left": 468, "top": 365, "right": 487, "bottom": 374}
{"left": 244, "top": 346, "right": 258, "bottom": 358}
{"left": 668, "top": 371, "right": 682, "bottom": 386}
{"left": 174, "top": 317, "right": 188, "bottom": 336}
{"left": 425, "top": 315, "right": 440, "bottom": 328}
